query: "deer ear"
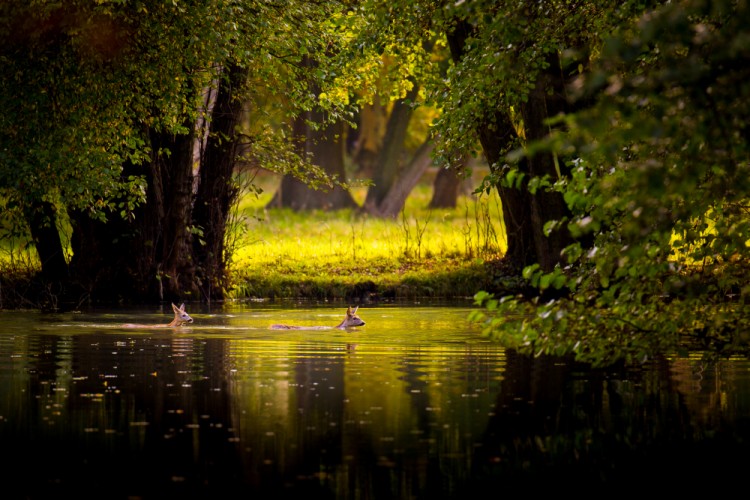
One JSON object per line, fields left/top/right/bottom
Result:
{"left": 352, "top": 306, "right": 359, "bottom": 313}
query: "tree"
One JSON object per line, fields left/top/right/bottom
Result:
{"left": 437, "top": 2, "right": 639, "bottom": 273}
{"left": 350, "top": 1, "right": 585, "bottom": 267}
{"left": 63, "top": 1, "right": 247, "bottom": 305}
{"left": 192, "top": 62, "right": 249, "bottom": 301}
{"left": 354, "top": 39, "right": 445, "bottom": 218}
{"left": 350, "top": 98, "right": 387, "bottom": 177}
{"left": 428, "top": 157, "right": 469, "bottom": 210}
{"left": 0, "top": 1, "right": 162, "bottom": 304}
{"left": 474, "top": 0, "right": 750, "bottom": 364}
{"left": 362, "top": 84, "right": 420, "bottom": 213}
{"left": 266, "top": 54, "right": 359, "bottom": 212}
{"left": 267, "top": 112, "right": 358, "bottom": 210}
{"left": 0, "top": 0, "right": 355, "bottom": 307}
{"left": 369, "top": 139, "right": 435, "bottom": 218}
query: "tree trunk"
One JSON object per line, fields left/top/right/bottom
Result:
{"left": 446, "top": 20, "right": 533, "bottom": 273}
{"left": 68, "top": 204, "right": 132, "bottom": 303}
{"left": 267, "top": 54, "right": 357, "bottom": 211}
{"left": 428, "top": 156, "right": 468, "bottom": 209}
{"left": 373, "top": 140, "right": 434, "bottom": 218}
{"left": 351, "top": 96, "right": 387, "bottom": 177}
{"left": 362, "top": 84, "right": 420, "bottom": 213}
{"left": 68, "top": 122, "right": 199, "bottom": 305}
{"left": 68, "top": 68, "right": 252, "bottom": 305}
{"left": 192, "top": 62, "right": 247, "bottom": 302}
{"left": 518, "top": 51, "right": 575, "bottom": 272}
{"left": 267, "top": 112, "right": 357, "bottom": 210}
{"left": 24, "top": 199, "right": 69, "bottom": 307}
{"left": 147, "top": 126, "right": 197, "bottom": 302}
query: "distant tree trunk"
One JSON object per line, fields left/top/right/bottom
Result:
{"left": 192, "top": 62, "right": 247, "bottom": 302}
{"left": 351, "top": 96, "right": 387, "bottom": 177}
{"left": 362, "top": 84, "right": 420, "bottom": 214}
{"left": 373, "top": 140, "right": 434, "bottom": 218}
{"left": 267, "top": 114, "right": 357, "bottom": 210}
{"left": 267, "top": 55, "right": 357, "bottom": 211}
{"left": 428, "top": 155, "right": 469, "bottom": 209}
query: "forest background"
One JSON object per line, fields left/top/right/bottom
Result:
{"left": 1, "top": 0, "right": 749, "bottom": 365}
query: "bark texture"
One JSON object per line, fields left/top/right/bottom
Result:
{"left": 192, "top": 63, "right": 248, "bottom": 302}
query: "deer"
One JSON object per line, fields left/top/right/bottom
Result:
{"left": 270, "top": 306, "right": 366, "bottom": 330}
{"left": 122, "top": 303, "right": 194, "bottom": 328}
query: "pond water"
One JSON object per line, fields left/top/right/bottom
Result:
{"left": 1, "top": 301, "right": 749, "bottom": 498}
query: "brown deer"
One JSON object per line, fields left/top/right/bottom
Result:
{"left": 270, "top": 306, "right": 365, "bottom": 330}
{"left": 123, "top": 303, "right": 194, "bottom": 328}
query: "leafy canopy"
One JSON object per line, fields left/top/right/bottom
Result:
{"left": 472, "top": 0, "right": 750, "bottom": 365}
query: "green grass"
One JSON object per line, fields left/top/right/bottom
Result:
{"left": 0, "top": 169, "right": 510, "bottom": 303}
{"left": 227, "top": 169, "right": 508, "bottom": 300}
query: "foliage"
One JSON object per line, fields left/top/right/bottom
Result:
{"left": 471, "top": 0, "right": 750, "bottom": 365}
{"left": 0, "top": 0, "right": 368, "bottom": 223}
{"left": 0, "top": 0, "right": 379, "bottom": 303}
{"left": 413, "top": 1, "right": 644, "bottom": 167}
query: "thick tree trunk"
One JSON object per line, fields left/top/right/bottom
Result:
{"left": 68, "top": 205, "right": 132, "bottom": 303}
{"left": 267, "top": 113, "right": 357, "bottom": 210}
{"left": 68, "top": 122, "right": 198, "bottom": 305}
{"left": 192, "top": 63, "right": 247, "bottom": 302}
{"left": 428, "top": 156, "right": 469, "bottom": 209}
{"left": 519, "top": 51, "right": 575, "bottom": 271}
{"left": 475, "top": 118, "right": 535, "bottom": 271}
{"left": 68, "top": 65, "right": 254, "bottom": 305}
{"left": 147, "top": 126, "right": 197, "bottom": 302}
{"left": 375, "top": 140, "right": 434, "bottom": 218}
{"left": 25, "top": 200, "right": 69, "bottom": 307}
{"left": 446, "top": 21, "right": 533, "bottom": 272}
{"left": 362, "top": 84, "right": 420, "bottom": 213}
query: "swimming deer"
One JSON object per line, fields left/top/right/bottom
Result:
{"left": 270, "top": 306, "right": 365, "bottom": 330}
{"left": 123, "top": 303, "right": 194, "bottom": 328}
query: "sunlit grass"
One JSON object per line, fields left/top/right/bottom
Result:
{"left": 0, "top": 169, "right": 507, "bottom": 301}
{"left": 227, "top": 170, "right": 506, "bottom": 299}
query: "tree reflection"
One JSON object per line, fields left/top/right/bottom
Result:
{"left": 1, "top": 331, "right": 749, "bottom": 497}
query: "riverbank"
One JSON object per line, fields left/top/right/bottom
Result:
{"left": 1, "top": 170, "right": 518, "bottom": 309}
{"left": 225, "top": 170, "right": 514, "bottom": 303}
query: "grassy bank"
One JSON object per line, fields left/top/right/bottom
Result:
{"left": 226, "top": 169, "right": 511, "bottom": 302}
{"left": 0, "top": 169, "right": 514, "bottom": 306}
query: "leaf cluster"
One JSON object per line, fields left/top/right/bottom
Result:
{"left": 473, "top": 0, "right": 750, "bottom": 365}
{"left": 0, "top": 0, "right": 362, "bottom": 239}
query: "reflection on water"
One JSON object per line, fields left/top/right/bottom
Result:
{"left": 0, "top": 304, "right": 749, "bottom": 498}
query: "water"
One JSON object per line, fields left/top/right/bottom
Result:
{"left": 0, "top": 302, "right": 749, "bottom": 498}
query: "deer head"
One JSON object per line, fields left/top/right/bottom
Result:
{"left": 169, "top": 303, "right": 194, "bottom": 327}
{"left": 336, "top": 306, "right": 365, "bottom": 329}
